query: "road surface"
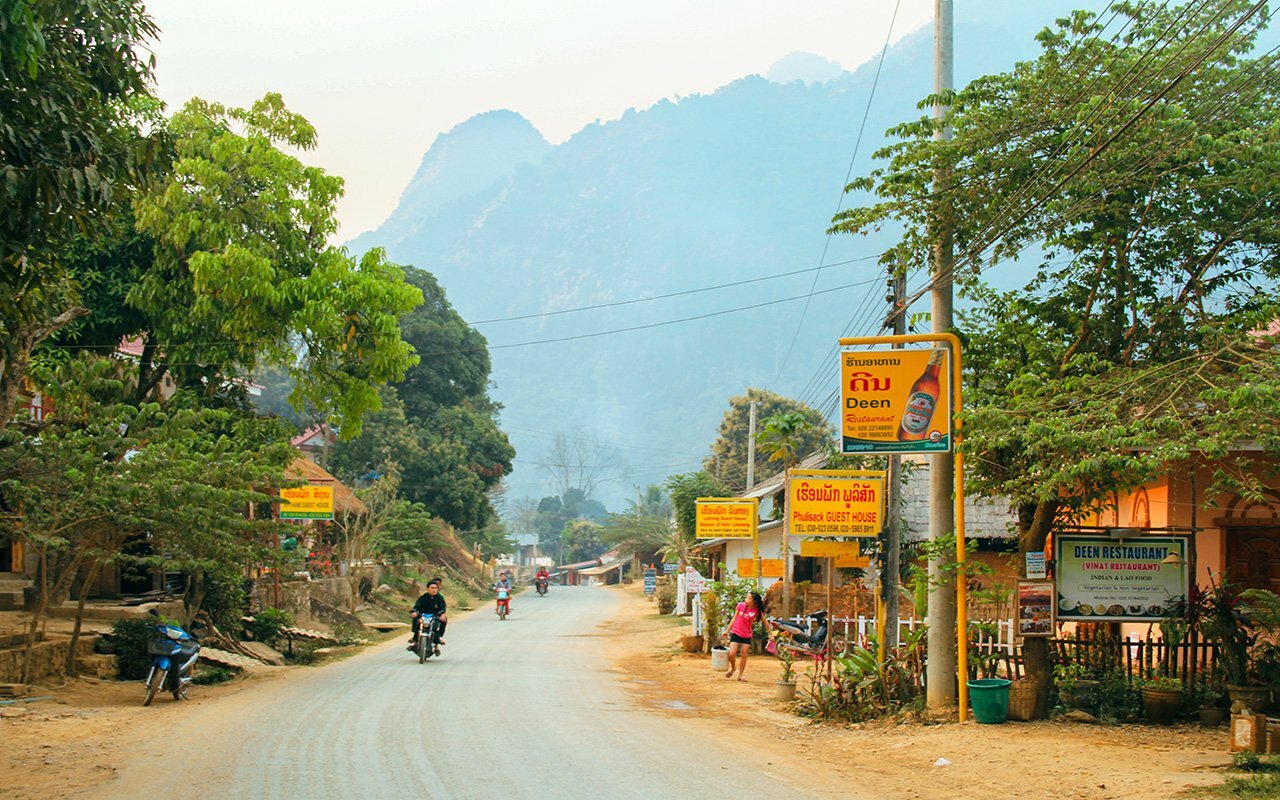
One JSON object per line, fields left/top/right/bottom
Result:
{"left": 92, "top": 586, "right": 827, "bottom": 799}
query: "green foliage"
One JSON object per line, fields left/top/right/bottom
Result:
{"left": 601, "top": 488, "right": 672, "bottom": 560}
{"left": 656, "top": 581, "right": 676, "bottom": 615}
{"left": 1095, "top": 670, "right": 1143, "bottom": 723}
{"left": 798, "top": 627, "right": 928, "bottom": 722}
{"left": 249, "top": 607, "right": 294, "bottom": 646}
{"left": 192, "top": 666, "right": 235, "bottom": 686}
{"left": 704, "top": 389, "right": 831, "bottom": 491}
{"left": 777, "top": 648, "right": 796, "bottom": 684}
{"left": 200, "top": 568, "right": 248, "bottom": 637}
{"left": 833, "top": 0, "right": 1280, "bottom": 550}
{"left": 755, "top": 412, "right": 816, "bottom": 471}
{"left": 1185, "top": 754, "right": 1280, "bottom": 799}
{"left": 106, "top": 617, "right": 157, "bottom": 680}
{"left": 1142, "top": 675, "right": 1183, "bottom": 692}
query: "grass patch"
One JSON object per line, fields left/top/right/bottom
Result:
{"left": 192, "top": 666, "right": 236, "bottom": 685}
{"left": 1182, "top": 754, "right": 1280, "bottom": 799}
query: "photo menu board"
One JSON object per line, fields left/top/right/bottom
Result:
{"left": 1055, "top": 534, "right": 1189, "bottom": 622}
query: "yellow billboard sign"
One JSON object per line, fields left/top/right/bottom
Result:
{"left": 736, "top": 558, "right": 784, "bottom": 578}
{"left": 695, "top": 498, "right": 758, "bottom": 540}
{"left": 280, "top": 485, "right": 334, "bottom": 520}
{"left": 841, "top": 347, "right": 951, "bottom": 454}
{"left": 787, "top": 470, "right": 885, "bottom": 537}
{"left": 799, "top": 540, "right": 870, "bottom": 568}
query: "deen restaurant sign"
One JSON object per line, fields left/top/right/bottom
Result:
{"left": 1055, "top": 535, "right": 1189, "bottom": 622}
{"left": 841, "top": 348, "right": 951, "bottom": 454}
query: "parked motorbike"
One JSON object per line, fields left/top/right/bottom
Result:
{"left": 143, "top": 617, "right": 200, "bottom": 705}
{"left": 767, "top": 610, "right": 832, "bottom": 660}
{"left": 413, "top": 612, "right": 442, "bottom": 663}
{"left": 535, "top": 578, "right": 549, "bottom": 597}
{"left": 495, "top": 587, "right": 511, "bottom": 620}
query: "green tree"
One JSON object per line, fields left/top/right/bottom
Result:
{"left": 704, "top": 389, "right": 830, "bottom": 491}
{"left": 601, "top": 485, "right": 673, "bottom": 561}
{"left": 664, "top": 471, "right": 727, "bottom": 569}
{"left": 834, "top": 1, "right": 1280, "bottom": 717}
{"left": 0, "top": 1, "right": 160, "bottom": 430}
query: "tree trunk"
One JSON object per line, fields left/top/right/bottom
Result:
{"left": 67, "top": 560, "right": 103, "bottom": 677}
{"left": 182, "top": 568, "right": 206, "bottom": 628}
{"left": 1018, "top": 499, "right": 1059, "bottom": 719}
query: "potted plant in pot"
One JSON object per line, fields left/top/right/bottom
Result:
{"left": 1190, "top": 679, "right": 1226, "bottom": 727}
{"left": 1141, "top": 675, "right": 1183, "bottom": 725}
{"left": 775, "top": 647, "right": 797, "bottom": 702}
{"left": 1198, "top": 581, "right": 1278, "bottom": 713}
{"left": 1053, "top": 662, "right": 1098, "bottom": 710}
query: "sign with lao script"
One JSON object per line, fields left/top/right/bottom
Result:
{"left": 736, "top": 558, "right": 784, "bottom": 578}
{"left": 1055, "top": 535, "right": 1189, "bottom": 622}
{"left": 841, "top": 348, "right": 951, "bottom": 454}
{"left": 279, "top": 485, "right": 334, "bottom": 521}
{"left": 787, "top": 470, "right": 885, "bottom": 537}
{"left": 694, "top": 498, "right": 758, "bottom": 540}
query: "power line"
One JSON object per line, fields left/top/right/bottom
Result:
{"left": 773, "top": 0, "right": 904, "bottom": 382}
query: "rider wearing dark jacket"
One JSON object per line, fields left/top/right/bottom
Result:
{"left": 409, "top": 581, "right": 447, "bottom": 648}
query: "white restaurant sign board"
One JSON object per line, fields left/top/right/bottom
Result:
{"left": 1055, "top": 534, "right": 1189, "bottom": 622}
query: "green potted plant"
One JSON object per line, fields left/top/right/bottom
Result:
{"left": 775, "top": 647, "right": 797, "bottom": 702}
{"left": 1192, "top": 680, "right": 1226, "bottom": 727}
{"left": 1141, "top": 675, "right": 1183, "bottom": 725}
{"left": 1053, "top": 662, "right": 1098, "bottom": 710}
{"left": 1198, "top": 583, "right": 1278, "bottom": 713}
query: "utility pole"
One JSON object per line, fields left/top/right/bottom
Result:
{"left": 883, "top": 269, "right": 906, "bottom": 652}
{"left": 746, "top": 401, "right": 758, "bottom": 490}
{"left": 927, "top": 0, "right": 958, "bottom": 711}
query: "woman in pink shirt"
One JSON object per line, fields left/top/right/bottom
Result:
{"left": 723, "top": 591, "right": 767, "bottom": 681}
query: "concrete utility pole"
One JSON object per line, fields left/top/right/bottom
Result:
{"left": 927, "top": 0, "right": 958, "bottom": 711}
{"left": 746, "top": 401, "right": 758, "bottom": 490}
{"left": 884, "top": 270, "right": 906, "bottom": 651}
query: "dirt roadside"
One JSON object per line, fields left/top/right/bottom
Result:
{"left": 602, "top": 583, "right": 1233, "bottom": 800}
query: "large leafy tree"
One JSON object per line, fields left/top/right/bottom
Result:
{"left": 703, "top": 389, "right": 830, "bottom": 491}
{"left": 834, "top": 0, "right": 1280, "bottom": 716}
{"left": 331, "top": 267, "right": 514, "bottom": 530}
{"left": 0, "top": 0, "right": 160, "bottom": 430}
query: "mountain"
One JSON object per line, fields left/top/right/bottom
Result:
{"left": 348, "top": 1, "right": 1107, "bottom": 508}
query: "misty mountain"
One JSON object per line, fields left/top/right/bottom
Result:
{"left": 348, "top": 1, "right": 1107, "bottom": 508}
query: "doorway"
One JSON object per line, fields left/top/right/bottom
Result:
{"left": 1225, "top": 527, "right": 1280, "bottom": 592}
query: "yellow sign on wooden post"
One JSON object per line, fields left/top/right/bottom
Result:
{"left": 798, "top": 539, "right": 861, "bottom": 558}
{"left": 736, "top": 558, "right": 784, "bottom": 578}
{"left": 787, "top": 469, "right": 886, "bottom": 537}
{"left": 694, "top": 498, "right": 758, "bottom": 540}
{"left": 280, "top": 485, "right": 334, "bottom": 520}
{"left": 841, "top": 348, "right": 951, "bottom": 454}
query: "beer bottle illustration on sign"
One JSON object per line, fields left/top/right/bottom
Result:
{"left": 897, "top": 349, "right": 945, "bottom": 441}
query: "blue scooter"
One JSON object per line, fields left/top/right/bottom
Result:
{"left": 143, "top": 612, "right": 201, "bottom": 705}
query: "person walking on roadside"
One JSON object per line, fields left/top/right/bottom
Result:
{"left": 723, "top": 591, "right": 768, "bottom": 681}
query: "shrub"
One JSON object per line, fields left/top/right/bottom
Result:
{"left": 249, "top": 607, "right": 294, "bottom": 646}
{"left": 192, "top": 666, "right": 235, "bottom": 685}
{"left": 656, "top": 581, "right": 676, "bottom": 614}
{"left": 106, "top": 617, "right": 157, "bottom": 680}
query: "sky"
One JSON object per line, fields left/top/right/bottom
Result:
{"left": 146, "top": 0, "right": 933, "bottom": 241}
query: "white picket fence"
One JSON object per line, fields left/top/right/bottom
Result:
{"left": 694, "top": 610, "right": 1015, "bottom": 656}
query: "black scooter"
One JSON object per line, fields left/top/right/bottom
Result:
{"left": 768, "top": 610, "right": 831, "bottom": 659}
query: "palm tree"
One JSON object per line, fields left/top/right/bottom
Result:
{"left": 755, "top": 412, "right": 815, "bottom": 613}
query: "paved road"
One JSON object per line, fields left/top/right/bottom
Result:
{"left": 94, "top": 586, "right": 821, "bottom": 800}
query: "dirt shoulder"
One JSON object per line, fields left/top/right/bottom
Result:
{"left": 602, "top": 583, "right": 1233, "bottom": 800}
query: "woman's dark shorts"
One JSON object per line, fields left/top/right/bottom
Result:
{"left": 729, "top": 633, "right": 752, "bottom": 645}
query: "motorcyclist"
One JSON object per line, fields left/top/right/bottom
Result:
{"left": 535, "top": 566, "right": 550, "bottom": 588}
{"left": 408, "top": 579, "right": 447, "bottom": 650}
{"left": 493, "top": 570, "right": 514, "bottom": 613}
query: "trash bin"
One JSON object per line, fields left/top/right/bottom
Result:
{"left": 711, "top": 646, "right": 729, "bottom": 671}
{"left": 968, "top": 678, "right": 1012, "bottom": 724}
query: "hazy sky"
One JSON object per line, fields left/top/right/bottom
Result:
{"left": 146, "top": 1, "right": 932, "bottom": 240}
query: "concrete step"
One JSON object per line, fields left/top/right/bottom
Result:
{"left": 0, "top": 590, "right": 24, "bottom": 612}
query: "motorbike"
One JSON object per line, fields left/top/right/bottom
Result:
{"left": 535, "top": 578, "right": 549, "bottom": 596}
{"left": 143, "top": 618, "right": 201, "bottom": 705}
{"left": 767, "top": 610, "right": 833, "bottom": 660}
{"left": 413, "top": 612, "right": 442, "bottom": 663}
{"left": 495, "top": 587, "right": 512, "bottom": 620}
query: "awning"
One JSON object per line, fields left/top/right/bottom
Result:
{"left": 578, "top": 562, "right": 623, "bottom": 576}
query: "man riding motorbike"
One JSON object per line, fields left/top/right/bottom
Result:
{"left": 408, "top": 579, "right": 447, "bottom": 650}
{"left": 493, "top": 570, "right": 515, "bottom": 614}
{"left": 534, "top": 566, "right": 550, "bottom": 595}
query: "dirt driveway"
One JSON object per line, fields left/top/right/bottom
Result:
{"left": 605, "top": 583, "right": 1233, "bottom": 800}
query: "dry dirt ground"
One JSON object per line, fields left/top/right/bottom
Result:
{"left": 604, "top": 583, "right": 1233, "bottom": 800}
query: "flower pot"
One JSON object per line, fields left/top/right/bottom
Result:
{"left": 680, "top": 635, "right": 705, "bottom": 654}
{"left": 1227, "top": 685, "right": 1272, "bottom": 714}
{"left": 775, "top": 681, "right": 797, "bottom": 702}
{"left": 1198, "top": 707, "right": 1227, "bottom": 727}
{"left": 710, "top": 646, "right": 729, "bottom": 672}
{"left": 1059, "top": 679, "right": 1099, "bottom": 710}
{"left": 1141, "top": 688, "right": 1182, "bottom": 725}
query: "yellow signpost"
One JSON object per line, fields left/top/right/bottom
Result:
{"left": 839, "top": 333, "right": 968, "bottom": 722}
{"left": 279, "top": 485, "right": 334, "bottom": 521}
{"left": 798, "top": 539, "right": 860, "bottom": 558}
{"left": 841, "top": 348, "right": 951, "bottom": 454}
{"left": 696, "top": 497, "right": 762, "bottom": 587}
{"left": 736, "top": 558, "right": 784, "bottom": 578}
{"left": 786, "top": 469, "right": 886, "bottom": 537}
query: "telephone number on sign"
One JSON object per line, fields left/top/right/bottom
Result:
{"left": 795, "top": 523, "right": 877, "bottom": 535}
